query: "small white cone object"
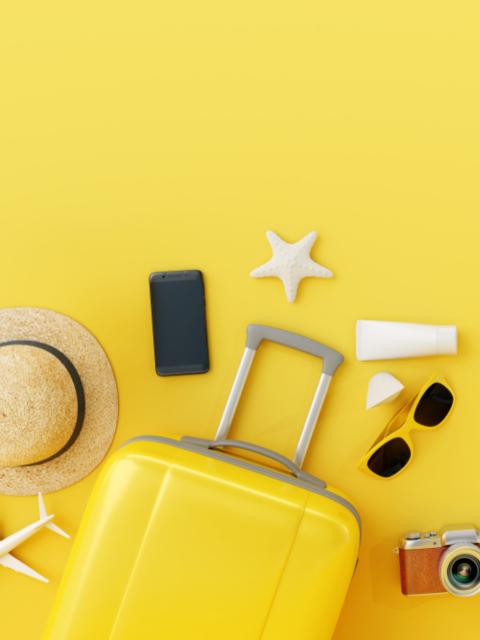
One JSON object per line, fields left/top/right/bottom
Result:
{"left": 366, "top": 372, "right": 404, "bottom": 410}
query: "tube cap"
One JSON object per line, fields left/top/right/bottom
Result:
{"left": 437, "top": 325, "right": 457, "bottom": 355}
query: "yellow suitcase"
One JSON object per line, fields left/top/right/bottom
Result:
{"left": 43, "top": 325, "right": 361, "bottom": 640}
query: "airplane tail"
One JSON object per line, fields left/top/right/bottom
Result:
{"left": 38, "top": 493, "right": 70, "bottom": 539}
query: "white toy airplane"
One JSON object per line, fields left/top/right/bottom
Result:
{"left": 0, "top": 493, "right": 69, "bottom": 583}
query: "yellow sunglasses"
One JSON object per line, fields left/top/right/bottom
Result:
{"left": 357, "top": 372, "right": 455, "bottom": 479}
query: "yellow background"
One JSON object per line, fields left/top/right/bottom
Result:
{"left": 0, "top": 1, "right": 479, "bottom": 638}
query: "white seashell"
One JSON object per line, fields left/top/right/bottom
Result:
{"left": 250, "top": 230, "right": 333, "bottom": 303}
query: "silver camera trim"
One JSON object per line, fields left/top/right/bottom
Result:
{"left": 399, "top": 524, "right": 480, "bottom": 551}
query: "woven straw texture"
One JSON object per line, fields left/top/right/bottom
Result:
{"left": 0, "top": 307, "right": 118, "bottom": 495}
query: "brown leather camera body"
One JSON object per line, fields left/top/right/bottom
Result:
{"left": 399, "top": 547, "right": 446, "bottom": 595}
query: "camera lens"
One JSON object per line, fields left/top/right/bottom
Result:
{"left": 453, "top": 561, "right": 475, "bottom": 584}
{"left": 440, "top": 544, "right": 480, "bottom": 597}
{"left": 450, "top": 558, "right": 479, "bottom": 586}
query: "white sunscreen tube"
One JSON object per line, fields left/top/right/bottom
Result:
{"left": 356, "top": 320, "right": 457, "bottom": 361}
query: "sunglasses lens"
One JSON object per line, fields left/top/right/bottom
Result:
{"left": 414, "top": 383, "right": 454, "bottom": 427}
{"left": 367, "top": 437, "right": 411, "bottom": 478}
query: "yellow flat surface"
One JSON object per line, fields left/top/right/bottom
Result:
{"left": 0, "top": 1, "right": 479, "bottom": 638}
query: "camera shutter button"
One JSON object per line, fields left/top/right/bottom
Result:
{"left": 406, "top": 531, "right": 421, "bottom": 540}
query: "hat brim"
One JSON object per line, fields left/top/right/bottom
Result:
{"left": 0, "top": 307, "right": 118, "bottom": 495}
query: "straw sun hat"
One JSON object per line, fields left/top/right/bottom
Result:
{"left": 0, "top": 307, "right": 118, "bottom": 496}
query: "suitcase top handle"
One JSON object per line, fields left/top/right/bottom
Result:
{"left": 215, "top": 324, "right": 344, "bottom": 468}
{"left": 182, "top": 437, "right": 327, "bottom": 489}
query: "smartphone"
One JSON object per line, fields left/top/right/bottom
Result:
{"left": 149, "top": 270, "right": 209, "bottom": 376}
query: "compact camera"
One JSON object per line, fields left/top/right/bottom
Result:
{"left": 397, "top": 524, "right": 480, "bottom": 597}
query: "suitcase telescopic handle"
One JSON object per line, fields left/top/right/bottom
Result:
{"left": 245, "top": 325, "right": 344, "bottom": 375}
{"left": 214, "top": 324, "right": 344, "bottom": 468}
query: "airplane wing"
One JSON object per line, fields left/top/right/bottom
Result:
{"left": 0, "top": 552, "right": 48, "bottom": 583}
{"left": 38, "top": 493, "right": 70, "bottom": 538}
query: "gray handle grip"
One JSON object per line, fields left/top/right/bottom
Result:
{"left": 182, "top": 437, "right": 327, "bottom": 488}
{"left": 246, "top": 324, "right": 344, "bottom": 376}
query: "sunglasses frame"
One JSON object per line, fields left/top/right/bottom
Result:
{"left": 357, "top": 372, "right": 455, "bottom": 480}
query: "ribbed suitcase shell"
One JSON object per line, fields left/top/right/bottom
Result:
{"left": 43, "top": 435, "right": 360, "bottom": 640}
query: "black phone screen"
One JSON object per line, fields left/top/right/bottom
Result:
{"left": 150, "top": 271, "right": 209, "bottom": 376}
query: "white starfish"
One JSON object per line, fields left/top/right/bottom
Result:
{"left": 250, "top": 231, "right": 333, "bottom": 303}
